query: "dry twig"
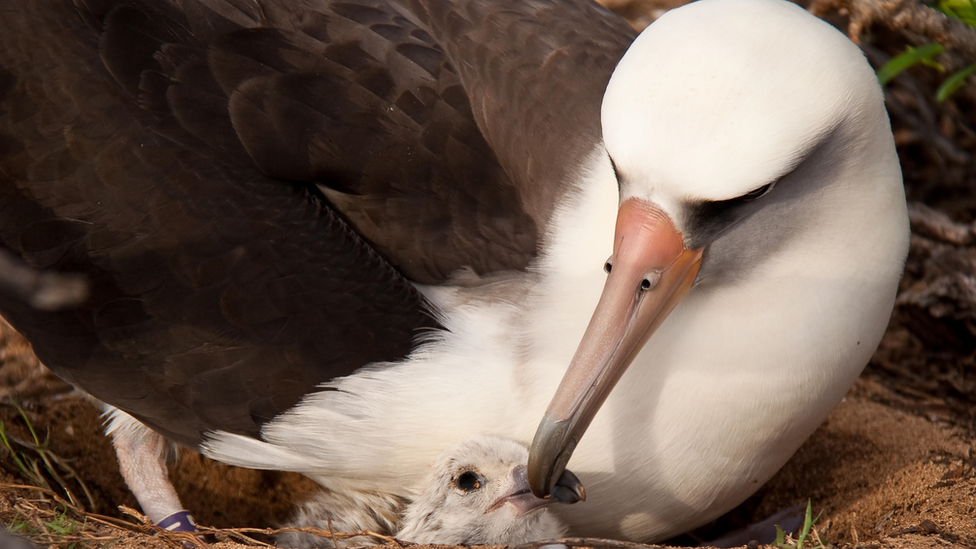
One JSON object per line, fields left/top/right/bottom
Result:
{"left": 512, "top": 538, "right": 667, "bottom": 549}
{"left": 1, "top": 482, "right": 408, "bottom": 548}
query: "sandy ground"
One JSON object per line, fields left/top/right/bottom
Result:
{"left": 2, "top": 0, "right": 976, "bottom": 548}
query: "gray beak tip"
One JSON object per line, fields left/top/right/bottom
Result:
{"left": 550, "top": 469, "right": 586, "bottom": 504}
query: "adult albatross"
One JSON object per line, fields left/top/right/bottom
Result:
{"left": 0, "top": 0, "right": 907, "bottom": 541}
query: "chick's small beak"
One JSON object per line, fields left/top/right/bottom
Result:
{"left": 487, "top": 465, "right": 585, "bottom": 517}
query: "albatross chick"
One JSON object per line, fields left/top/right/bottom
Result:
{"left": 280, "top": 436, "right": 583, "bottom": 547}
{"left": 398, "top": 436, "right": 583, "bottom": 545}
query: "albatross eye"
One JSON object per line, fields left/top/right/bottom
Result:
{"left": 741, "top": 182, "right": 775, "bottom": 201}
{"left": 454, "top": 471, "right": 483, "bottom": 493}
{"left": 604, "top": 257, "right": 613, "bottom": 274}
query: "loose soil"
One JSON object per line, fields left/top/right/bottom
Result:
{"left": 2, "top": 1, "right": 976, "bottom": 549}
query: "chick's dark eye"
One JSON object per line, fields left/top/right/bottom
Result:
{"left": 741, "top": 182, "right": 775, "bottom": 201}
{"left": 454, "top": 471, "right": 482, "bottom": 493}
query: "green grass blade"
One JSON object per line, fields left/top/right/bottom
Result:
{"left": 877, "top": 43, "right": 945, "bottom": 85}
{"left": 936, "top": 64, "right": 976, "bottom": 101}
{"left": 0, "top": 423, "right": 33, "bottom": 479}
{"left": 8, "top": 518, "right": 32, "bottom": 534}
{"left": 938, "top": 0, "right": 976, "bottom": 25}
{"left": 796, "top": 500, "right": 814, "bottom": 549}
{"left": 1, "top": 407, "right": 96, "bottom": 511}
{"left": 14, "top": 405, "right": 43, "bottom": 447}
{"left": 773, "top": 524, "right": 787, "bottom": 549}
{"left": 935, "top": 1, "right": 958, "bottom": 19}
{"left": 53, "top": 456, "right": 96, "bottom": 510}
{"left": 43, "top": 520, "right": 70, "bottom": 535}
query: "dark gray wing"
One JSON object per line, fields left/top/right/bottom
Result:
{"left": 95, "top": 0, "right": 544, "bottom": 283}
{"left": 0, "top": 0, "right": 633, "bottom": 447}
{"left": 401, "top": 0, "right": 637, "bottom": 225}
{"left": 0, "top": 0, "right": 438, "bottom": 446}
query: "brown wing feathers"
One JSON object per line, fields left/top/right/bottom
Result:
{"left": 207, "top": 2, "right": 542, "bottom": 282}
{"left": 0, "top": 0, "right": 631, "bottom": 446}
{"left": 403, "top": 0, "right": 636, "bottom": 228}
{"left": 0, "top": 0, "right": 447, "bottom": 446}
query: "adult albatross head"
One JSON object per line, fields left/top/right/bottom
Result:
{"left": 529, "top": 0, "right": 908, "bottom": 497}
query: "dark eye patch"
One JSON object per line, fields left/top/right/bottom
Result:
{"left": 684, "top": 123, "right": 842, "bottom": 251}
{"left": 609, "top": 156, "right": 622, "bottom": 186}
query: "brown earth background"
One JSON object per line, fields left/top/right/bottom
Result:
{"left": 1, "top": 0, "right": 975, "bottom": 548}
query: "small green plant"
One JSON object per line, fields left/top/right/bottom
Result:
{"left": 6, "top": 506, "right": 91, "bottom": 549}
{"left": 877, "top": 43, "right": 945, "bottom": 85}
{"left": 877, "top": 0, "right": 976, "bottom": 101}
{"left": 773, "top": 500, "right": 825, "bottom": 549}
{"left": 0, "top": 402, "right": 94, "bottom": 509}
{"left": 938, "top": 0, "right": 976, "bottom": 27}
{"left": 935, "top": 64, "right": 976, "bottom": 101}
{"left": 38, "top": 507, "right": 87, "bottom": 549}
{"left": 7, "top": 512, "right": 41, "bottom": 537}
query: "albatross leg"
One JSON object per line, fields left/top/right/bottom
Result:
{"left": 103, "top": 407, "right": 197, "bottom": 532}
